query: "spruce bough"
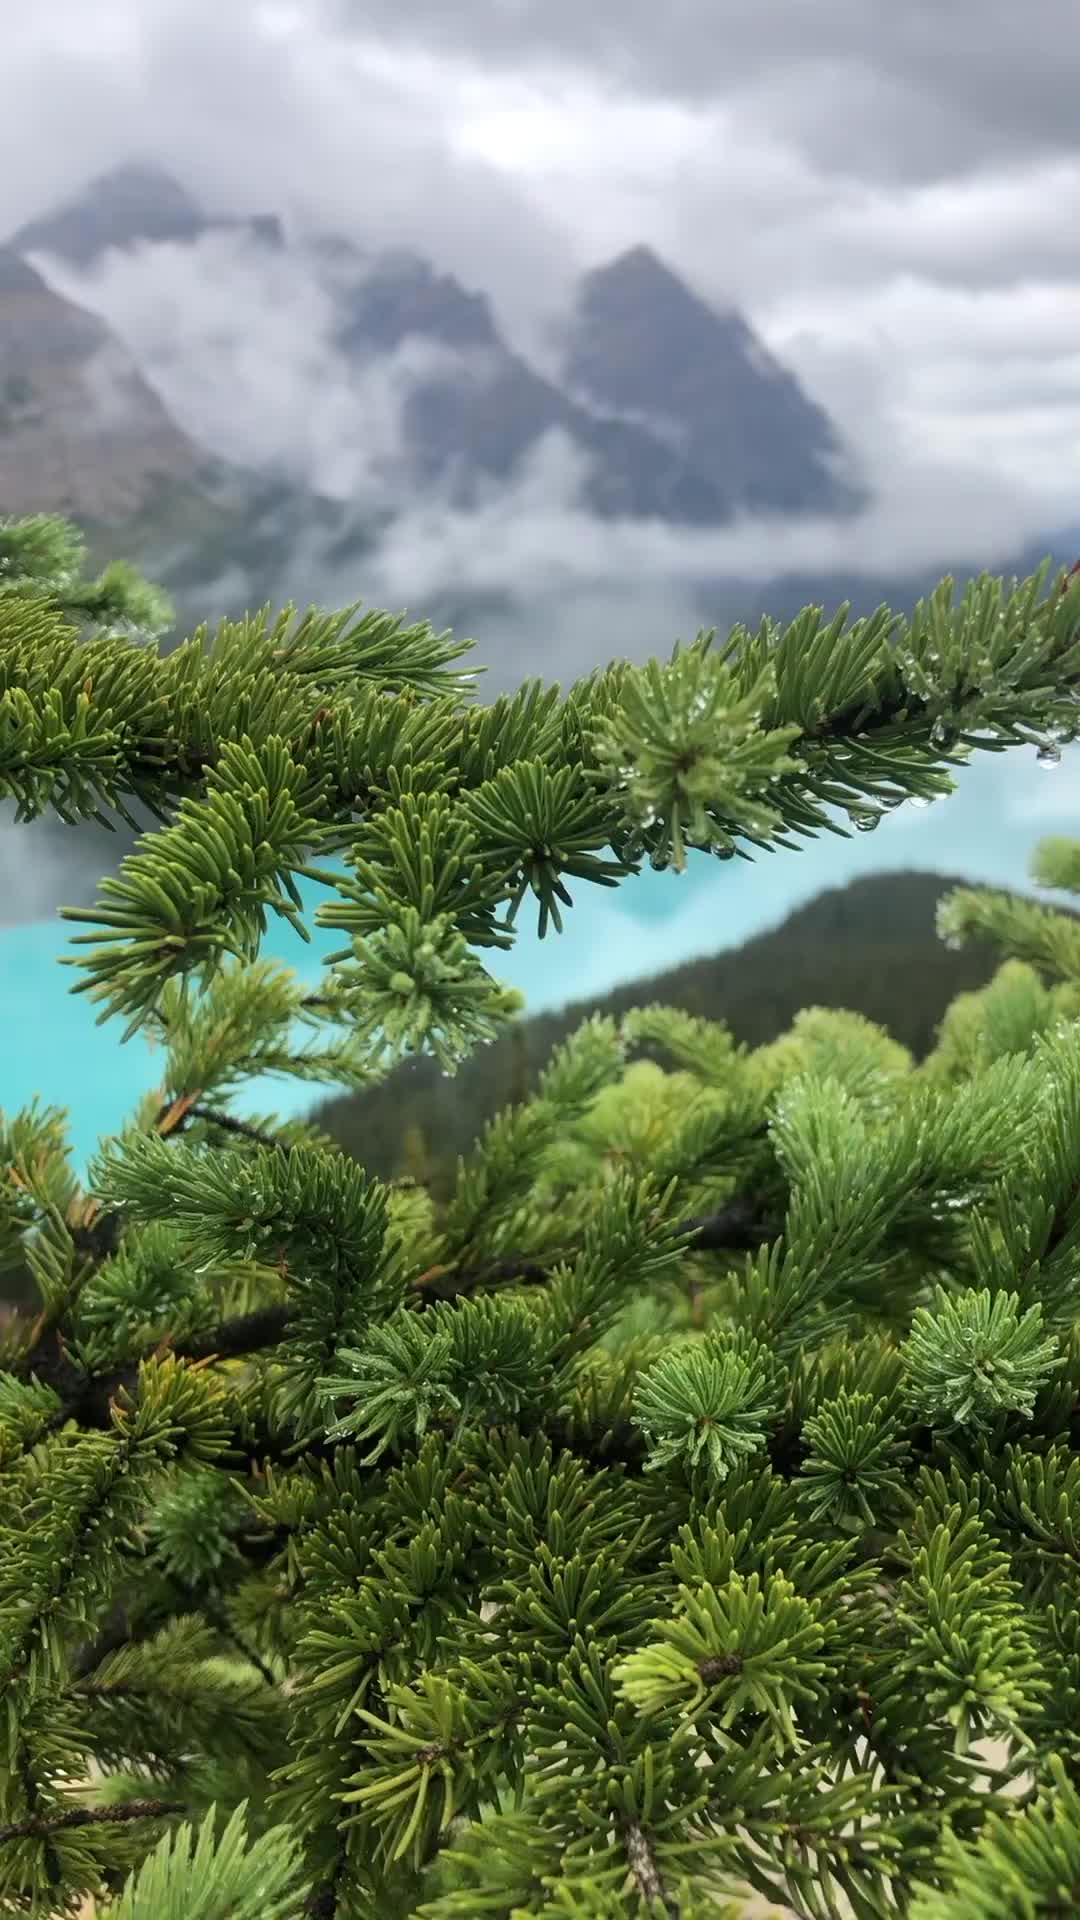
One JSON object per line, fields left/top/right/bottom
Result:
{"left": 3, "top": 512, "right": 1080, "bottom": 1915}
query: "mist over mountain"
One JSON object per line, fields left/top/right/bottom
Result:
{"left": 4, "top": 162, "right": 1072, "bottom": 642}
{"left": 9, "top": 161, "right": 284, "bottom": 265}
{"left": 1, "top": 160, "right": 1076, "bottom": 932}
{"left": 4, "top": 162, "right": 865, "bottom": 549}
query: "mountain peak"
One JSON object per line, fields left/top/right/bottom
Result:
{"left": 8, "top": 162, "right": 282, "bottom": 265}
{"left": 74, "top": 162, "right": 203, "bottom": 223}
{"left": 582, "top": 243, "right": 708, "bottom": 298}
{"left": 575, "top": 245, "right": 748, "bottom": 351}
{"left": 565, "top": 247, "right": 864, "bottom": 518}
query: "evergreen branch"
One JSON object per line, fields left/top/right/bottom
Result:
{"left": 14, "top": 1196, "right": 777, "bottom": 1436}
{"left": 198, "top": 1592, "right": 279, "bottom": 1689}
{"left": 69, "top": 1602, "right": 134, "bottom": 1680}
{"left": 16, "top": 1187, "right": 776, "bottom": 1377}
{"left": 0, "top": 1799, "right": 183, "bottom": 1844}
{"left": 9, "top": 518, "right": 1080, "bottom": 1917}
{"left": 14, "top": 1306, "right": 295, "bottom": 1430}
{"left": 14, "top": 1744, "right": 64, "bottom": 1892}
{"left": 10, "top": 1098, "right": 287, "bottom": 1396}
{"left": 176, "top": 1303, "right": 294, "bottom": 1365}
{"left": 416, "top": 1191, "right": 780, "bottom": 1296}
{"left": 302, "top": 1835, "right": 347, "bottom": 1918}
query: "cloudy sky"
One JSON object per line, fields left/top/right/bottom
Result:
{"left": 4, "top": 0, "right": 1079, "bottom": 562}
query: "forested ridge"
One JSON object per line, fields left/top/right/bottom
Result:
{"left": 314, "top": 867, "right": 1036, "bottom": 1195}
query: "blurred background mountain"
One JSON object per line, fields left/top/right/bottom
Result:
{"left": 1, "top": 161, "right": 865, "bottom": 611}
{"left": 2, "top": 161, "right": 1077, "bottom": 926}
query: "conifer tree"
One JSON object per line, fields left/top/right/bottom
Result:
{"left": 3, "top": 511, "right": 1080, "bottom": 1916}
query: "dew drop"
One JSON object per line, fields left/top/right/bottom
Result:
{"left": 910, "top": 796, "right": 932, "bottom": 810}
{"left": 930, "top": 717, "right": 957, "bottom": 749}
{"left": 855, "top": 814, "right": 880, "bottom": 833}
{"left": 1037, "top": 742, "right": 1062, "bottom": 769}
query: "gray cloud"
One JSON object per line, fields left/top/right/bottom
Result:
{"left": 1, "top": 1, "right": 580, "bottom": 358}
{"left": 3, "top": 1, "right": 1077, "bottom": 638}
{"left": 31, "top": 233, "right": 506, "bottom": 507}
{"left": 328, "top": 0, "right": 1080, "bottom": 184}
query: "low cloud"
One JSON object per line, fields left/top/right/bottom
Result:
{"left": 32, "top": 234, "right": 504, "bottom": 509}
{"left": 29, "top": 227, "right": 1076, "bottom": 624}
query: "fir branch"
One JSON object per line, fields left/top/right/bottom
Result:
{"left": 8, "top": 518, "right": 1080, "bottom": 1918}
{"left": 0, "top": 1799, "right": 183, "bottom": 1844}
{"left": 15, "top": 1745, "right": 63, "bottom": 1892}
{"left": 14, "top": 1306, "right": 295, "bottom": 1430}
{"left": 69, "top": 1602, "right": 134, "bottom": 1680}
{"left": 14, "top": 1189, "right": 777, "bottom": 1414}
{"left": 416, "top": 1191, "right": 781, "bottom": 1296}
{"left": 198, "top": 1592, "right": 279, "bottom": 1689}
{"left": 176, "top": 1303, "right": 294, "bottom": 1365}
{"left": 14, "top": 1194, "right": 777, "bottom": 1441}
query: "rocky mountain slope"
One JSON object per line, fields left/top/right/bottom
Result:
{"left": 3, "top": 162, "right": 865, "bottom": 542}
{"left": 0, "top": 245, "right": 213, "bottom": 522}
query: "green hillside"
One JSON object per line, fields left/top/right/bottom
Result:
{"left": 313, "top": 866, "right": 1021, "bottom": 1196}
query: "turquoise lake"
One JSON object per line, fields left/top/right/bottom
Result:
{"left": 3, "top": 739, "right": 1079, "bottom": 1178}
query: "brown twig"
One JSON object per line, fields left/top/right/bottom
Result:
{"left": 0, "top": 1799, "right": 183, "bottom": 1845}
{"left": 185, "top": 1106, "right": 292, "bottom": 1151}
{"left": 15, "top": 1195, "right": 778, "bottom": 1435}
{"left": 416, "top": 1192, "right": 779, "bottom": 1298}
{"left": 624, "top": 1820, "right": 678, "bottom": 1918}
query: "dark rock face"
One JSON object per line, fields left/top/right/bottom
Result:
{"left": 331, "top": 249, "right": 502, "bottom": 357}
{"left": 321, "top": 239, "right": 864, "bottom": 521}
{"left": 562, "top": 244, "right": 865, "bottom": 516}
{"left": 321, "top": 248, "right": 730, "bottom": 521}
{"left": 392, "top": 334, "right": 733, "bottom": 522}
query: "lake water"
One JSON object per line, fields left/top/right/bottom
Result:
{"left": 3, "top": 739, "right": 1078, "bottom": 1177}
